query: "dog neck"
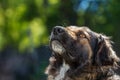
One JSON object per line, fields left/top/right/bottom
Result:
{"left": 54, "top": 60, "right": 70, "bottom": 80}
{"left": 76, "top": 66, "right": 114, "bottom": 80}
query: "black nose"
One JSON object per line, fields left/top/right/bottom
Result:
{"left": 53, "top": 26, "right": 65, "bottom": 35}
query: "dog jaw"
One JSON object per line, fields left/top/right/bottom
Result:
{"left": 51, "top": 40, "right": 66, "bottom": 55}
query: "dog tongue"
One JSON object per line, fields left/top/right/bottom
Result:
{"left": 51, "top": 40, "right": 65, "bottom": 54}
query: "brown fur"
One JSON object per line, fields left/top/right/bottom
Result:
{"left": 45, "top": 26, "right": 120, "bottom": 80}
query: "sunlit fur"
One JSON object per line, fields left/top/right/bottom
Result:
{"left": 45, "top": 26, "right": 120, "bottom": 80}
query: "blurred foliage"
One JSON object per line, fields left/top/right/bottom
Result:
{"left": 0, "top": 0, "right": 49, "bottom": 51}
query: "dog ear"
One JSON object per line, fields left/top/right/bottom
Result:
{"left": 95, "top": 34, "right": 120, "bottom": 67}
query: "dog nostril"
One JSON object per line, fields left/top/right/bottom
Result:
{"left": 57, "top": 27, "right": 64, "bottom": 33}
{"left": 53, "top": 26, "right": 64, "bottom": 35}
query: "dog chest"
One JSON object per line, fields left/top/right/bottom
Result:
{"left": 54, "top": 61, "right": 70, "bottom": 80}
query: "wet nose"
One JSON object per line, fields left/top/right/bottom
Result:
{"left": 53, "top": 26, "right": 65, "bottom": 35}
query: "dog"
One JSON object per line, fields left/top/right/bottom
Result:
{"left": 45, "top": 26, "right": 120, "bottom": 80}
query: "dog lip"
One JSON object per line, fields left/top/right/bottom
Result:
{"left": 50, "top": 40, "right": 66, "bottom": 54}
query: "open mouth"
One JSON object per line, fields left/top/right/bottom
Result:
{"left": 51, "top": 40, "right": 66, "bottom": 55}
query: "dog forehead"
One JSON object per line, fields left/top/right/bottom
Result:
{"left": 66, "top": 26, "right": 80, "bottom": 31}
{"left": 66, "top": 26, "right": 90, "bottom": 32}
{"left": 66, "top": 26, "right": 91, "bottom": 38}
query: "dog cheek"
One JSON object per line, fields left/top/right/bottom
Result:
{"left": 79, "top": 40, "right": 93, "bottom": 59}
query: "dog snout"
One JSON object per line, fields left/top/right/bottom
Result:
{"left": 53, "top": 26, "right": 65, "bottom": 35}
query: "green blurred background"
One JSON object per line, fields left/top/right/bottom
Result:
{"left": 0, "top": 0, "right": 120, "bottom": 80}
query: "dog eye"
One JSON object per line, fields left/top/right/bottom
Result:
{"left": 77, "top": 32, "right": 86, "bottom": 38}
{"left": 80, "top": 34, "right": 86, "bottom": 38}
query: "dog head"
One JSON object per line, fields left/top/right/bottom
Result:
{"left": 50, "top": 26, "right": 120, "bottom": 66}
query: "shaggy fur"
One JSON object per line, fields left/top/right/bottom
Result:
{"left": 45, "top": 26, "right": 120, "bottom": 80}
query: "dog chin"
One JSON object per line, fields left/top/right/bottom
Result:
{"left": 51, "top": 40, "right": 65, "bottom": 54}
